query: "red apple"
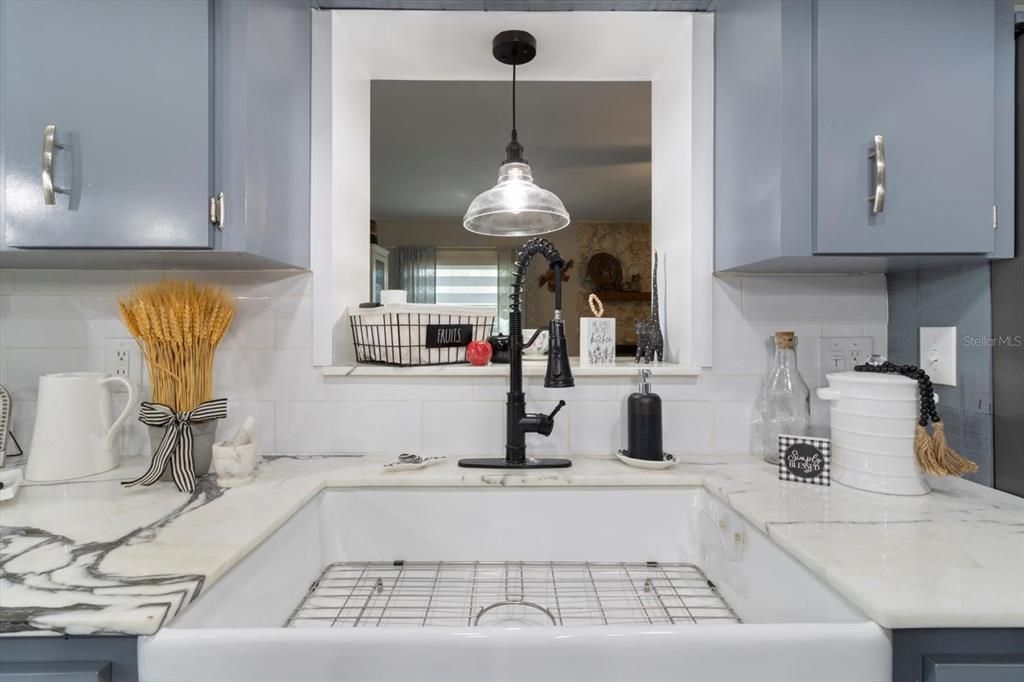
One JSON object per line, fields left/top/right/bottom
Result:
{"left": 466, "top": 340, "right": 493, "bottom": 366}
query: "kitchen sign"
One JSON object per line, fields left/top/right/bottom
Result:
{"left": 425, "top": 324, "right": 474, "bottom": 349}
{"left": 778, "top": 435, "right": 831, "bottom": 486}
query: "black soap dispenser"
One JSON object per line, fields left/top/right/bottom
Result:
{"left": 627, "top": 369, "right": 664, "bottom": 461}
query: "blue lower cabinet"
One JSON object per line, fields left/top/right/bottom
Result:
{"left": 0, "top": 638, "right": 136, "bottom": 682}
{"left": 894, "top": 629, "right": 1024, "bottom": 682}
{"left": 923, "top": 654, "right": 1024, "bottom": 682}
{"left": 0, "top": 661, "right": 112, "bottom": 682}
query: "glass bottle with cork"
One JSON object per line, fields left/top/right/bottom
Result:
{"left": 762, "top": 331, "right": 810, "bottom": 464}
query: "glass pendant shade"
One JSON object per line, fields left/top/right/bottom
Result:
{"left": 463, "top": 162, "right": 570, "bottom": 237}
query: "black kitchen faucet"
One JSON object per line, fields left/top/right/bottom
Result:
{"left": 458, "top": 238, "right": 574, "bottom": 469}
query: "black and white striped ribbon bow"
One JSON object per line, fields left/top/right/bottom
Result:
{"left": 123, "top": 399, "right": 228, "bottom": 493}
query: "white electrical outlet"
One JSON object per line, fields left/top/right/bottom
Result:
{"left": 920, "top": 326, "right": 957, "bottom": 386}
{"left": 819, "top": 337, "right": 873, "bottom": 383}
{"left": 105, "top": 338, "right": 143, "bottom": 387}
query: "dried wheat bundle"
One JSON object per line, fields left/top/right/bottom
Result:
{"left": 118, "top": 280, "right": 235, "bottom": 412}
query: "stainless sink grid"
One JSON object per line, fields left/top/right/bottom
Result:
{"left": 285, "top": 561, "right": 740, "bottom": 628}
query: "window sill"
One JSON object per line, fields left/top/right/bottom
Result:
{"left": 322, "top": 358, "right": 700, "bottom": 378}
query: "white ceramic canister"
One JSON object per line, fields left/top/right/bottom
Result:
{"left": 817, "top": 371, "right": 930, "bottom": 496}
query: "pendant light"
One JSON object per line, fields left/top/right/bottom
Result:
{"left": 463, "top": 30, "right": 570, "bottom": 237}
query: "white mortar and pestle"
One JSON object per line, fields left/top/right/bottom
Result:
{"left": 212, "top": 416, "right": 259, "bottom": 487}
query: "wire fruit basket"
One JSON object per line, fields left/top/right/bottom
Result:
{"left": 348, "top": 304, "right": 496, "bottom": 367}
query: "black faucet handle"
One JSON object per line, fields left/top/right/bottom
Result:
{"left": 546, "top": 400, "right": 566, "bottom": 421}
{"left": 522, "top": 401, "right": 567, "bottom": 438}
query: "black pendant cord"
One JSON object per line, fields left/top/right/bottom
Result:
{"left": 854, "top": 361, "right": 939, "bottom": 427}
{"left": 503, "top": 63, "right": 525, "bottom": 164}
{"left": 512, "top": 62, "right": 517, "bottom": 133}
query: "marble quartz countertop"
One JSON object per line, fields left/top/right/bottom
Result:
{"left": 1, "top": 453, "right": 1021, "bottom": 636}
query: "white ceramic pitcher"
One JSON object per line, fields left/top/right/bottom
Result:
{"left": 26, "top": 372, "right": 137, "bottom": 481}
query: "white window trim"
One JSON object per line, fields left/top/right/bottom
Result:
{"left": 311, "top": 10, "right": 714, "bottom": 369}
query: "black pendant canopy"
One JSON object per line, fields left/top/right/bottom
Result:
{"left": 492, "top": 30, "right": 537, "bottom": 66}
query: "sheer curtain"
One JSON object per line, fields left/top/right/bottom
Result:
{"left": 388, "top": 246, "right": 437, "bottom": 304}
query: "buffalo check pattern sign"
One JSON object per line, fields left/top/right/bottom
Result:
{"left": 778, "top": 435, "right": 831, "bottom": 486}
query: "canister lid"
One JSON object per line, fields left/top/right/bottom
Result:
{"left": 824, "top": 371, "right": 918, "bottom": 401}
{"left": 825, "top": 371, "right": 916, "bottom": 384}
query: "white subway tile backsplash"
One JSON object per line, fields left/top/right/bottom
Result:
{"left": 0, "top": 347, "right": 93, "bottom": 398}
{"left": 422, "top": 401, "right": 504, "bottom": 456}
{"left": 713, "top": 401, "right": 758, "bottom": 454}
{"left": 712, "top": 324, "right": 770, "bottom": 374}
{"left": 275, "top": 400, "right": 420, "bottom": 454}
{"left": 324, "top": 377, "right": 475, "bottom": 403}
{"left": 862, "top": 323, "right": 888, "bottom": 357}
{"left": 711, "top": 275, "right": 744, "bottom": 327}
{"left": 214, "top": 347, "right": 321, "bottom": 401}
{"left": 7, "top": 269, "right": 312, "bottom": 299}
{"left": 221, "top": 296, "right": 277, "bottom": 349}
{"left": 275, "top": 295, "right": 313, "bottom": 349}
{"left": 0, "top": 295, "right": 123, "bottom": 349}
{"left": 0, "top": 270, "right": 887, "bottom": 457}
{"left": 662, "top": 402, "right": 714, "bottom": 454}
{"left": 707, "top": 374, "right": 763, "bottom": 401}
{"left": 741, "top": 275, "right": 887, "bottom": 323}
{"left": 569, "top": 400, "right": 625, "bottom": 454}
{"left": 821, "top": 323, "right": 864, "bottom": 338}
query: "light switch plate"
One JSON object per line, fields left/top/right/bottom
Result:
{"left": 919, "top": 327, "right": 957, "bottom": 386}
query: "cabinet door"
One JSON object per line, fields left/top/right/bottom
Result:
{"left": 211, "top": 0, "right": 311, "bottom": 267}
{"left": 815, "top": 0, "right": 996, "bottom": 254}
{"left": 1, "top": 0, "right": 210, "bottom": 248}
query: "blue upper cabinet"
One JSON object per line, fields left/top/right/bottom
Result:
{"left": 815, "top": 0, "right": 995, "bottom": 254}
{"left": 715, "top": 0, "right": 1015, "bottom": 272}
{"left": 211, "top": 0, "right": 311, "bottom": 269}
{"left": 0, "top": 0, "right": 310, "bottom": 268}
{"left": 1, "top": 0, "right": 211, "bottom": 248}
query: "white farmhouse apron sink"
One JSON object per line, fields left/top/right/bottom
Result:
{"left": 138, "top": 487, "right": 891, "bottom": 682}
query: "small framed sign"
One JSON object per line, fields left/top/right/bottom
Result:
{"left": 424, "top": 324, "right": 473, "bottom": 348}
{"left": 778, "top": 434, "right": 831, "bottom": 486}
{"left": 580, "top": 317, "right": 615, "bottom": 367}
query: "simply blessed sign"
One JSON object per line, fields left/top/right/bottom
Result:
{"left": 778, "top": 435, "right": 831, "bottom": 486}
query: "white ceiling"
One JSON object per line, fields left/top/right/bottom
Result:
{"left": 370, "top": 80, "right": 651, "bottom": 221}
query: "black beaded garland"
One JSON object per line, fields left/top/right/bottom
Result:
{"left": 854, "top": 361, "right": 941, "bottom": 424}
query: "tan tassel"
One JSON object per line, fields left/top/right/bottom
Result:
{"left": 914, "top": 423, "right": 941, "bottom": 475}
{"left": 929, "top": 422, "right": 979, "bottom": 477}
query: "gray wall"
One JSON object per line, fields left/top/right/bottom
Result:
{"left": 888, "top": 266, "right": 994, "bottom": 486}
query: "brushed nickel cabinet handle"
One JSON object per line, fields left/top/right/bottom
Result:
{"left": 868, "top": 134, "right": 885, "bottom": 214}
{"left": 209, "top": 192, "right": 225, "bottom": 229}
{"left": 42, "top": 124, "right": 67, "bottom": 205}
